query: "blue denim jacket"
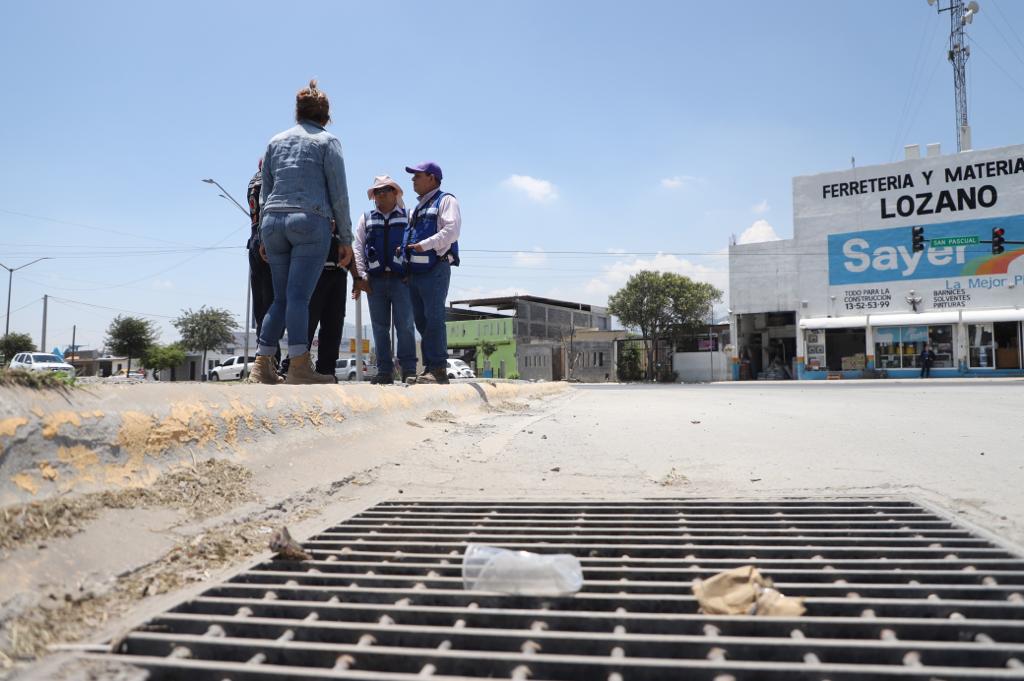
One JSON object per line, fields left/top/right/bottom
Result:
{"left": 260, "top": 119, "right": 353, "bottom": 244}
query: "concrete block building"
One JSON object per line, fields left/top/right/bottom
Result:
{"left": 446, "top": 295, "right": 618, "bottom": 380}
{"left": 729, "top": 143, "right": 1024, "bottom": 379}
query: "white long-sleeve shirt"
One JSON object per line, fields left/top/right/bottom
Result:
{"left": 412, "top": 188, "right": 461, "bottom": 261}
{"left": 352, "top": 206, "right": 405, "bottom": 279}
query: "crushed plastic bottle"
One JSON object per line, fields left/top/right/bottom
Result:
{"left": 462, "top": 544, "right": 584, "bottom": 596}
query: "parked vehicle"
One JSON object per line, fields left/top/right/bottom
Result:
{"left": 111, "top": 368, "right": 146, "bottom": 381}
{"left": 447, "top": 358, "right": 475, "bottom": 379}
{"left": 7, "top": 352, "right": 77, "bottom": 378}
{"left": 335, "top": 358, "right": 370, "bottom": 381}
{"left": 209, "top": 356, "right": 256, "bottom": 381}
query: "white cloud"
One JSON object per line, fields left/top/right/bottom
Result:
{"left": 514, "top": 248, "right": 547, "bottom": 268}
{"left": 502, "top": 175, "right": 558, "bottom": 202}
{"left": 660, "top": 175, "right": 700, "bottom": 190}
{"left": 579, "top": 252, "right": 729, "bottom": 308}
{"left": 752, "top": 199, "right": 770, "bottom": 214}
{"left": 151, "top": 279, "right": 174, "bottom": 290}
{"left": 736, "top": 219, "right": 782, "bottom": 245}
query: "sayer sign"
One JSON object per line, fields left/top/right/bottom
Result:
{"left": 827, "top": 213, "right": 1024, "bottom": 285}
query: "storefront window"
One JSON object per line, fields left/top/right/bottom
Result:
{"left": 874, "top": 327, "right": 901, "bottom": 369}
{"left": 804, "top": 331, "right": 826, "bottom": 371}
{"left": 928, "top": 325, "right": 954, "bottom": 368}
{"left": 969, "top": 323, "right": 994, "bottom": 368}
{"left": 901, "top": 326, "right": 927, "bottom": 368}
{"left": 875, "top": 325, "right": 949, "bottom": 369}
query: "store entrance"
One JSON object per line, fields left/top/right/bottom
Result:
{"left": 825, "top": 328, "right": 866, "bottom": 372}
{"left": 994, "top": 321, "right": 1022, "bottom": 369}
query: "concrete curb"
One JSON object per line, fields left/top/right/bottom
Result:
{"left": 0, "top": 380, "right": 566, "bottom": 507}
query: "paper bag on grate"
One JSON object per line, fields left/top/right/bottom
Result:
{"left": 692, "top": 565, "right": 805, "bottom": 616}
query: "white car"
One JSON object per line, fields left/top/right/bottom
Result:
{"left": 335, "top": 358, "right": 370, "bottom": 381}
{"left": 209, "top": 356, "right": 256, "bottom": 381}
{"left": 447, "top": 358, "right": 475, "bottom": 379}
{"left": 8, "top": 352, "right": 76, "bottom": 378}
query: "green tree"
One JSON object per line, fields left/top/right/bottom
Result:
{"left": 105, "top": 315, "right": 159, "bottom": 373}
{"left": 616, "top": 345, "right": 643, "bottom": 382}
{"left": 173, "top": 306, "right": 239, "bottom": 376}
{"left": 479, "top": 340, "right": 497, "bottom": 375}
{"left": 143, "top": 343, "right": 187, "bottom": 379}
{"left": 0, "top": 332, "right": 36, "bottom": 364}
{"left": 607, "top": 271, "right": 722, "bottom": 380}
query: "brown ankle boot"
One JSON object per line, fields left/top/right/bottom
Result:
{"left": 285, "top": 352, "right": 335, "bottom": 385}
{"left": 247, "top": 355, "right": 283, "bottom": 384}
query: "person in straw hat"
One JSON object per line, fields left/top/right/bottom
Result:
{"left": 352, "top": 175, "right": 418, "bottom": 384}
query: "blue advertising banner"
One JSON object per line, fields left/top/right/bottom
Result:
{"left": 827, "top": 214, "right": 1024, "bottom": 285}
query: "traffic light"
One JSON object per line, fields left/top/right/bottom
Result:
{"left": 992, "top": 227, "right": 1006, "bottom": 255}
{"left": 911, "top": 226, "right": 925, "bottom": 252}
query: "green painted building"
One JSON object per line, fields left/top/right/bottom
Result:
{"left": 445, "top": 313, "right": 517, "bottom": 378}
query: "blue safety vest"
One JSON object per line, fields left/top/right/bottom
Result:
{"left": 403, "top": 191, "right": 460, "bottom": 273}
{"left": 363, "top": 207, "right": 408, "bottom": 275}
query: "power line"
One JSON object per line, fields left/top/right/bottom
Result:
{"left": 967, "top": 34, "right": 1024, "bottom": 97}
{"left": 889, "top": 15, "right": 943, "bottom": 162}
{"left": 0, "top": 296, "right": 42, "bottom": 321}
{"left": 987, "top": 0, "right": 1024, "bottom": 63}
{"left": 0, "top": 209, "right": 205, "bottom": 248}
{"left": 461, "top": 249, "right": 817, "bottom": 257}
{"left": 1, "top": 246, "right": 240, "bottom": 260}
{"left": 48, "top": 295, "right": 179, "bottom": 320}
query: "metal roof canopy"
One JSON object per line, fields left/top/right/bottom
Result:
{"left": 800, "top": 308, "right": 1024, "bottom": 329}
{"left": 451, "top": 295, "right": 598, "bottom": 313}
{"left": 89, "top": 496, "right": 1024, "bottom": 680}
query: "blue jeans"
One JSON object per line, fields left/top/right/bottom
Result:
{"left": 366, "top": 274, "right": 417, "bottom": 375}
{"left": 257, "top": 211, "right": 331, "bottom": 358}
{"left": 408, "top": 261, "right": 451, "bottom": 369}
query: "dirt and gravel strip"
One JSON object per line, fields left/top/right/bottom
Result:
{"left": 0, "top": 460, "right": 254, "bottom": 552}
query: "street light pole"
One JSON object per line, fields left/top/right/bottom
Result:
{"left": 2, "top": 257, "right": 52, "bottom": 337}
{"left": 202, "top": 178, "right": 253, "bottom": 375}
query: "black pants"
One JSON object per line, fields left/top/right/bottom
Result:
{"left": 921, "top": 365, "right": 931, "bottom": 378}
{"left": 307, "top": 267, "right": 348, "bottom": 374}
{"left": 249, "top": 247, "right": 278, "bottom": 362}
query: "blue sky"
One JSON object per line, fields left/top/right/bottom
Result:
{"left": 4, "top": 0, "right": 1024, "bottom": 351}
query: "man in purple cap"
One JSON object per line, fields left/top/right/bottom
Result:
{"left": 403, "top": 161, "right": 461, "bottom": 384}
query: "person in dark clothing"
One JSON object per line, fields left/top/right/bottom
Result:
{"left": 247, "top": 160, "right": 280, "bottom": 369}
{"left": 919, "top": 344, "right": 936, "bottom": 378}
{"left": 307, "top": 230, "right": 348, "bottom": 375}
{"left": 279, "top": 224, "right": 348, "bottom": 379}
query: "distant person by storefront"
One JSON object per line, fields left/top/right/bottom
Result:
{"left": 919, "top": 344, "right": 936, "bottom": 378}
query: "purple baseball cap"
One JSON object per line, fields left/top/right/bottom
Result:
{"left": 405, "top": 161, "right": 442, "bottom": 180}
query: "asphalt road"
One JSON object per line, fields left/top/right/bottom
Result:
{"left": 371, "top": 379, "right": 1024, "bottom": 547}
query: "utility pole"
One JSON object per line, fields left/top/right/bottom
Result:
{"left": 2, "top": 257, "right": 51, "bottom": 337}
{"left": 202, "top": 178, "right": 253, "bottom": 376}
{"left": 41, "top": 294, "right": 48, "bottom": 351}
{"left": 708, "top": 306, "right": 714, "bottom": 382}
{"left": 928, "top": 0, "right": 981, "bottom": 151}
{"left": 354, "top": 302, "right": 364, "bottom": 382}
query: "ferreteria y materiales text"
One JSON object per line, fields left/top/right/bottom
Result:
{"left": 820, "top": 155, "right": 1024, "bottom": 219}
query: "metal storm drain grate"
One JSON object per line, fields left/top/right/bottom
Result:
{"left": 90, "top": 498, "right": 1024, "bottom": 680}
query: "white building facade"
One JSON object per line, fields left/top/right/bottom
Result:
{"left": 729, "top": 143, "right": 1024, "bottom": 380}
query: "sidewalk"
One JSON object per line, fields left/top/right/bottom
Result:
{"left": 0, "top": 380, "right": 565, "bottom": 507}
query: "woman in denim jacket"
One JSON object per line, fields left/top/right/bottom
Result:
{"left": 250, "top": 80, "right": 353, "bottom": 385}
